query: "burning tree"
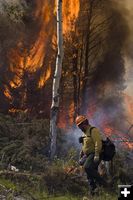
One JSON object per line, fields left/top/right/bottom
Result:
{"left": 0, "top": 0, "right": 132, "bottom": 152}
{"left": 59, "top": 0, "right": 110, "bottom": 124}
{"left": 50, "top": 0, "right": 64, "bottom": 159}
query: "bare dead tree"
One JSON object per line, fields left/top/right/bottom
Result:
{"left": 50, "top": 0, "right": 63, "bottom": 159}
{"left": 72, "top": 47, "right": 78, "bottom": 120}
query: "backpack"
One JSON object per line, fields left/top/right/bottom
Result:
{"left": 90, "top": 127, "right": 116, "bottom": 161}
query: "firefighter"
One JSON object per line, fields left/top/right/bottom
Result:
{"left": 76, "top": 115, "right": 106, "bottom": 195}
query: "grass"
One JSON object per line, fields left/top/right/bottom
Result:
{"left": 40, "top": 195, "right": 81, "bottom": 200}
{"left": 0, "top": 174, "right": 118, "bottom": 200}
{"left": 51, "top": 197, "right": 80, "bottom": 200}
{"left": 39, "top": 192, "right": 117, "bottom": 200}
{"left": 0, "top": 177, "right": 16, "bottom": 190}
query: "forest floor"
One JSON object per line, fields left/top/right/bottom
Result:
{"left": 0, "top": 170, "right": 118, "bottom": 200}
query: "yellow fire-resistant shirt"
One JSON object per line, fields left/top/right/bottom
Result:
{"left": 82, "top": 126, "right": 102, "bottom": 156}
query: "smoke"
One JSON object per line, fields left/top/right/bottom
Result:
{"left": 56, "top": 127, "right": 82, "bottom": 156}
{"left": 87, "top": 0, "right": 133, "bottom": 133}
{"left": 62, "top": 0, "right": 133, "bottom": 152}
{"left": 0, "top": 0, "right": 26, "bottom": 13}
{"left": 112, "top": 0, "right": 133, "bottom": 97}
{"left": 112, "top": 0, "right": 133, "bottom": 127}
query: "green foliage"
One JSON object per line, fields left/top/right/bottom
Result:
{"left": 0, "top": 114, "right": 79, "bottom": 172}
{"left": 112, "top": 150, "right": 133, "bottom": 185}
{"left": 0, "top": 114, "right": 132, "bottom": 200}
{"left": 0, "top": 178, "right": 16, "bottom": 190}
{"left": 0, "top": 176, "right": 118, "bottom": 200}
{"left": 0, "top": 114, "right": 50, "bottom": 171}
{"left": 91, "top": 191, "right": 117, "bottom": 200}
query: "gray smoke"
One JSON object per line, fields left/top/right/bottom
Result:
{"left": 88, "top": 0, "right": 133, "bottom": 134}
{"left": 65, "top": 0, "right": 133, "bottom": 152}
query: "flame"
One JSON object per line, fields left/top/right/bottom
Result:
{"left": 123, "top": 93, "right": 133, "bottom": 124}
{"left": 68, "top": 102, "right": 75, "bottom": 125}
{"left": 102, "top": 124, "right": 133, "bottom": 149}
{"left": 4, "top": 0, "right": 133, "bottom": 153}
{"left": 58, "top": 95, "right": 133, "bottom": 149}
{"left": 62, "top": 0, "right": 80, "bottom": 33}
{"left": 4, "top": 87, "right": 12, "bottom": 100}
{"left": 8, "top": 0, "right": 55, "bottom": 90}
{"left": 54, "top": 0, "right": 80, "bottom": 33}
{"left": 10, "top": 77, "right": 22, "bottom": 89}
{"left": 9, "top": 108, "right": 28, "bottom": 113}
{"left": 7, "top": 0, "right": 80, "bottom": 92}
{"left": 64, "top": 166, "right": 82, "bottom": 175}
{"left": 38, "top": 66, "right": 51, "bottom": 88}
{"left": 85, "top": 96, "right": 133, "bottom": 150}
{"left": 58, "top": 102, "right": 75, "bottom": 128}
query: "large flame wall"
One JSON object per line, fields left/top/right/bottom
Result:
{"left": 5, "top": 0, "right": 80, "bottom": 94}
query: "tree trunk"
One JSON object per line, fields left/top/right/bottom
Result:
{"left": 72, "top": 49, "right": 78, "bottom": 120}
{"left": 50, "top": 0, "right": 63, "bottom": 159}
{"left": 81, "top": 1, "right": 93, "bottom": 114}
{"left": 77, "top": 39, "right": 84, "bottom": 114}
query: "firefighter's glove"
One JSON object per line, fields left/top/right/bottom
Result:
{"left": 94, "top": 155, "right": 99, "bottom": 163}
{"left": 79, "top": 154, "right": 87, "bottom": 166}
{"left": 79, "top": 136, "right": 84, "bottom": 144}
{"left": 79, "top": 150, "right": 84, "bottom": 158}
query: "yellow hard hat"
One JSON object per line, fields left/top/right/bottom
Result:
{"left": 75, "top": 115, "right": 87, "bottom": 126}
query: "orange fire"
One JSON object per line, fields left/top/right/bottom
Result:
{"left": 62, "top": 0, "right": 80, "bottom": 33}
{"left": 58, "top": 102, "right": 76, "bottom": 128}
{"left": 68, "top": 102, "right": 75, "bottom": 125}
{"left": 102, "top": 124, "right": 133, "bottom": 149}
{"left": 9, "top": 108, "right": 28, "bottom": 113}
{"left": 38, "top": 66, "right": 51, "bottom": 88}
{"left": 4, "top": 87, "right": 12, "bottom": 100}
{"left": 7, "top": 0, "right": 80, "bottom": 94}
{"left": 123, "top": 93, "right": 133, "bottom": 124}
{"left": 54, "top": 0, "right": 80, "bottom": 33}
{"left": 64, "top": 166, "right": 82, "bottom": 175}
{"left": 8, "top": 0, "right": 54, "bottom": 91}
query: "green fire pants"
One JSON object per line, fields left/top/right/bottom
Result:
{"left": 84, "top": 153, "right": 106, "bottom": 191}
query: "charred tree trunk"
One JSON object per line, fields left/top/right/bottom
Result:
{"left": 72, "top": 49, "right": 78, "bottom": 120}
{"left": 50, "top": 0, "right": 63, "bottom": 159}
{"left": 81, "top": 1, "right": 93, "bottom": 114}
{"left": 77, "top": 38, "right": 84, "bottom": 114}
